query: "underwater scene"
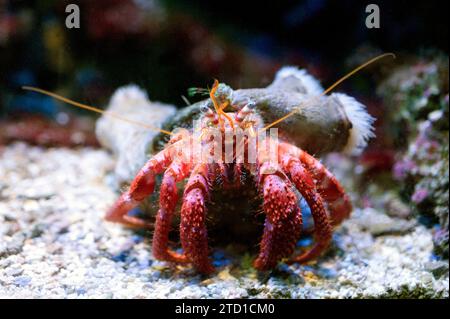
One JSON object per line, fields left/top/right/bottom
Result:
{"left": 0, "top": 0, "right": 448, "bottom": 299}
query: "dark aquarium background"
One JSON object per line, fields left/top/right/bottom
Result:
{"left": 1, "top": 0, "right": 447, "bottom": 107}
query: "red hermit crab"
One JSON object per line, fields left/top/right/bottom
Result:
{"left": 23, "top": 53, "right": 394, "bottom": 274}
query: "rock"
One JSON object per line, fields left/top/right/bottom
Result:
{"left": 14, "top": 276, "right": 31, "bottom": 287}
{"left": 5, "top": 267, "right": 23, "bottom": 277}
{"left": 383, "top": 193, "right": 412, "bottom": 219}
{"left": 424, "top": 260, "right": 449, "bottom": 278}
{"left": 0, "top": 233, "right": 26, "bottom": 258}
{"left": 95, "top": 85, "right": 176, "bottom": 185}
{"left": 352, "top": 208, "right": 417, "bottom": 236}
{"left": 433, "top": 229, "right": 449, "bottom": 259}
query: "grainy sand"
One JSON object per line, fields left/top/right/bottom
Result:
{"left": 0, "top": 143, "right": 448, "bottom": 298}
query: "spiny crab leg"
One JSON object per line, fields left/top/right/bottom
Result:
{"left": 152, "top": 161, "right": 191, "bottom": 263}
{"left": 280, "top": 154, "right": 332, "bottom": 264}
{"left": 180, "top": 163, "right": 214, "bottom": 274}
{"left": 279, "top": 142, "right": 352, "bottom": 227}
{"left": 105, "top": 150, "right": 172, "bottom": 229}
{"left": 253, "top": 161, "right": 302, "bottom": 271}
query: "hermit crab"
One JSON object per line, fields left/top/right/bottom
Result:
{"left": 23, "top": 53, "right": 394, "bottom": 274}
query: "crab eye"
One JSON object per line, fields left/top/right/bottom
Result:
{"left": 246, "top": 101, "right": 256, "bottom": 109}
{"left": 200, "top": 101, "right": 212, "bottom": 113}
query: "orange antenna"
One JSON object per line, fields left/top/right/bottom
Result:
{"left": 220, "top": 109, "right": 235, "bottom": 130}
{"left": 209, "top": 80, "right": 222, "bottom": 120}
{"left": 22, "top": 86, "right": 173, "bottom": 136}
{"left": 260, "top": 52, "right": 396, "bottom": 132}
{"left": 209, "top": 79, "right": 235, "bottom": 129}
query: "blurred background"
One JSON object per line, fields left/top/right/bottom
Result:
{"left": 0, "top": 0, "right": 447, "bottom": 112}
{"left": 0, "top": 0, "right": 448, "bottom": 258}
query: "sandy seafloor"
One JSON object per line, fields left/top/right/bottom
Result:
{"left": 0, "top": 142, "right": 448, "bottom": 298}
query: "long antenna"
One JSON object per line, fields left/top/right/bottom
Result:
{"left": 260, "top": 52, "right": 396, "bottom": 132}
{"left": 209, "top": 79, "right": 235, "bottom": 129}
{"left": 22, "top": 86, "right": 173, "bottom": 136}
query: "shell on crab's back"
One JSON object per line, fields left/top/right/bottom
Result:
{"left": 150, "top": 88, "right": 353, "bottom": 156}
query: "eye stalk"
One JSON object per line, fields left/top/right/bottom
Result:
{"left": 246, "top": 100, "right": 256, "bottom": 110}
{"left": 200, "top": 100, "right": 219, "bottom": 130}
{"left": 200, "top": 100, "right": 213, "bottom": 114}
{"left": 210, "top": 79, "right": 235, "bottom": 130}
{"left": 236, "top": 98, "right": 257, "bottom": 123}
